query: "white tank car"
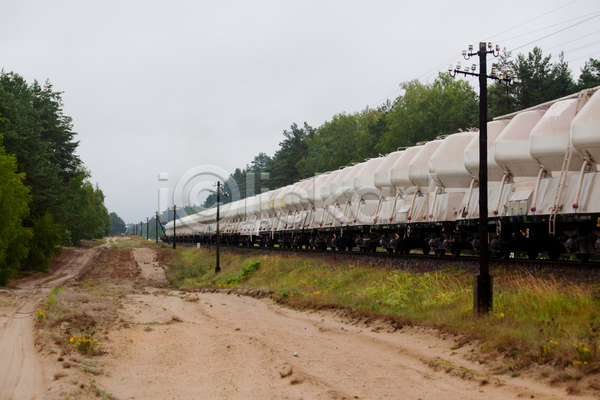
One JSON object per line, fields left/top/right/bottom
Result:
{"left": 306, "top": 172, "right": 331, "bottom": 229}
{"left": 327, "top": 166, "right": 354, "bottom": 226}
{"left": 374, "top": 150, "right": 404, "bottom": 225}
{"left": 166, "top": 86, "right": 600, "bottom": 261}
{"left": 353, "top": 157, "right": 385, "bottom": 225}
{"left": 402, "top": 140, "right": 443, "bottom": 224}
{"left": 428, "top": 131, "right": 477, "bottom": 221}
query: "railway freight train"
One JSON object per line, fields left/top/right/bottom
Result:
{"left": 165, "top": 86, "right": 600, "bottom": 262}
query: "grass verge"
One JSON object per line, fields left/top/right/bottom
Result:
{"left": 161, "top": 245, "right": 600, "bottom": 375}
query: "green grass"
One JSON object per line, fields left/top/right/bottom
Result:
{"left": 48, "top": 285, "right": 65, "bottom": 305}
{"left": 161, "top": 246, "right": 600, "bottom": 372}
{"left": 90, "top": 382, "right": 115, "bottom": 399}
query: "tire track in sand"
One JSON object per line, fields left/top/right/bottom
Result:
{"left": 0, "top": 245, "right": 101, "bottom": 400}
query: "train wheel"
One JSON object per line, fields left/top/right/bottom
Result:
{"left": 576, "top": 253, "right": 590, "bottom": 263}
{"left": 451, "top": 245, "right": 461, "bottom": 258}
{"left": 422, "top": 243, "right": 430, "bottom": 256}
{"left": 527, "top": 249, "right": 539, "bottom": 260}
{"left": 547, "top": 247, "right": 560, "bottom": 261}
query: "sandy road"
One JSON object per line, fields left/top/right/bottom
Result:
{"left": 90, "top": 250, "right": 594, "bottom": 400}
{"left": 0, "top": 293, "right": 44, "bottom": 400}
{"left": 97, "top": 287, "right": 594, "bottom": 400}
{"left": 1, "top": 239, "right": 598, "bottom": 399}
{"left": 0, "top": 243, "right": 100, "bottom": 400}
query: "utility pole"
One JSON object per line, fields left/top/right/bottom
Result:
{"left": 212, "top": 181, "right": 229, "bottom": 274}
{"left": 173, "top": 205, "right": 177, "bottom": 249}
{"left": 216, "top": 181, "right": 221, "bottom": 273}
{"left": 450, "top": 42, "right": 517, "bottom": 314}
{"left": 155, "top": 213, "right": 159, "bottom": 243}
{"left": 140, "top": 222, "right": 142, "bottom": 238}
{"left": 146, "top": 217, "right": 149, "bottom": 241}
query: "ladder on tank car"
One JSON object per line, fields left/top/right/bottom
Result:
{"left": 549, "top": 147, "right": 573, "bottom": 236}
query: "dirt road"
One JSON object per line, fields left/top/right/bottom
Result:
{"left": 1, "top": 239, "right": 597, "bottom": 399}
{"left": 100, "top": 290, "right": 576, "bottom": 400}
{"left": 0, "top": 245, "right": 99, "bottom": 400}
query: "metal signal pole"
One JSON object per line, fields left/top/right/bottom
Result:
{"left": 173, "top": 205, "right": 177, "bottom": 249}
{"left": 216, "top": 181, "right": 221, "bottom": 273}
{"left": 212, "top": 181, "right": 229, "bottom": 274}
{"left": 450, "top": 42, "right": 518, "bottom": 314}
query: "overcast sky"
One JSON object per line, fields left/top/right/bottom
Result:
{"left": 2, "top": 0, "right": 599, "bottom": 224}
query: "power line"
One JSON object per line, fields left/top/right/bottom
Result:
{"left": 417, "top": 53, "right": 460, "bottom": 82}
{"left": 564, "top": 40, "right": 600, "bottom": 54}
{"left": 510, "top": 13, "right": 600, "bottom": 52}
{"left": 498, "top": 10, "right": 600, "bottom": 43}
{"left": 487, "top": 0, "right": 579, "bottom": 40}
{"left": 566, "top": 51, "right": 600, "bottom": 63}
{"left": 370, "top": 88, "right": 403, "bottom": 108}
{"left": 369, "top": 1, "right": 595, "bottom": 109}
{"left": 546, "top": 40, "right": 600, "bottom": 62}
{"left": 420, "top": 9, "right": 598, "bottom": 85}
{"left": 545, "top": 29, "right": 600, "bottom": 51}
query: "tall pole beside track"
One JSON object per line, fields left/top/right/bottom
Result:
{"left": 173, "top": 205, "right": 177, "bottom": 249}
{"left": 146, "top": 217, "right": 149, "bottom": 241}
{"left": 475, "top": 42, "right": 492, "bottom": 315}
{"left": 155, "top": 213, "right": 159, "bottom": 243}
{"left": 450, "top": 42, "right": 517, "bottom": 315}
{"left": 216, "top": 181, "right": 221, "bottom": 273}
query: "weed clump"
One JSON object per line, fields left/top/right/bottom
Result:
{"left": 66, "top": 334, "right": 103, "bottom": 355}
{"left": 48, "top": 286, "right": 65, "bottom": 305}
{"left": 36, "top": 308, "right": 46, "bottom": 322}
{"left": 226, "top": 261, "right": 260, "bottom": 285}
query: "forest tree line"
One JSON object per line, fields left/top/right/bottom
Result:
{"left": 201, "top": 49, "right": 600, "bottom": 210}
{"left": 0, "top": 71, "right": 111, "bottom": 285}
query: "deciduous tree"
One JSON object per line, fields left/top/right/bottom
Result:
{"left": 0, "top": 134, "right": 32, "bottom": 284}
{"left": 376, "top": 73, "right": 478, "bottom": 154}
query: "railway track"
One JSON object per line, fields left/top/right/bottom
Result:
{"left": 173, "top": 242, "right": 600, "bottom": 283}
